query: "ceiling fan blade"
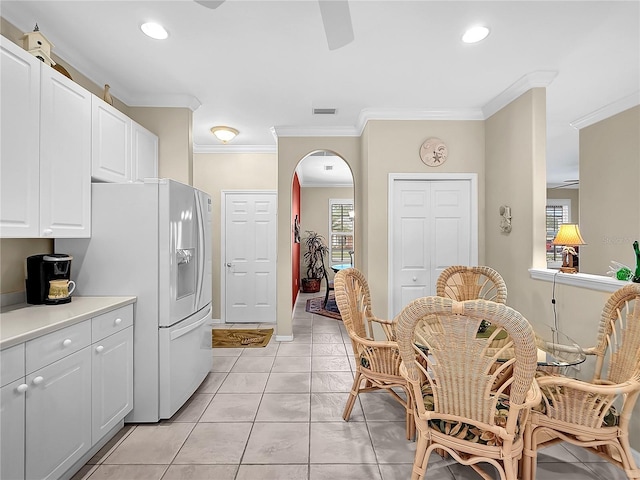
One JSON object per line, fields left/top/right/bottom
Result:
{"left": 318, "top": 0, "right": 354, "bottom": 50}
{"left": 194, "top": 0, "right": 225, "bottom": 9}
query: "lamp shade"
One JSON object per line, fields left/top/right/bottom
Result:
{"left": 552, "top": 224, "right": 586, "bottom": 246}
{"left": 210, "top": 126, "right": 238, "bottom": 143}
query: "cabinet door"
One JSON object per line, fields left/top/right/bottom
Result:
{"left": 132, "top": 122, "right": 158, "bottom": 182}
{"left": 0, "top": 37, "right": 40, "bottom": 238}
{"left": 1, "top": 379, "right": 26, "bottom": 480}
{"left": 92, "top": 327, "right": 133, "bottom": 444}
{"left": 92, "top": 97, "right": 131, "bottom": 183}
{"left": 40, "top": 66, "right": 92, "bottom": 238}
{"left": 25, "top": 348, "right": 91, "bottom": 480}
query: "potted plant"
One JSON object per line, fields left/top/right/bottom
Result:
{"left": 301, "top": 230, "right": 329, "bottom": 293}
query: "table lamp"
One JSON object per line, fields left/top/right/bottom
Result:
{"left": 552, "top": 224, "right": 586, "bottom": 273}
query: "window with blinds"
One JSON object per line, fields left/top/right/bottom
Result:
{"left": 329, "top": 199, "right": 354, "bottom": 266}
{"left": 546, "top": 202, "right": 570, "bottom": 262}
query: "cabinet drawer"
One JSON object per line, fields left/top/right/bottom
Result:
{"left": 1, "top": 343, "right": 25, "bottom": 387}
{"left": 92, "top": 305, "right": 133, "bottom": 342}
{"left": 26, "top": 321, "right": 91, "bottom": 374}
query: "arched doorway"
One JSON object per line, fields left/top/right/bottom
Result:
{"left": 292, "top": 150, "right": 354, "bottom": 308}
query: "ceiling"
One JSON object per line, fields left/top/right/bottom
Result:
{"left": 2, "top": 1, "right": 638, "bottom": 188}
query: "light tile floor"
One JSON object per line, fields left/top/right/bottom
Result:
{"left": 73, "top": 291, "right": 634, "bottom": 480}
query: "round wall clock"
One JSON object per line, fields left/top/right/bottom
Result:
{"left": 420, "top": 137, "right": 448, "bottom": 167}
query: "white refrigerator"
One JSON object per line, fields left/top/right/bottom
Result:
{"left": 57, "top": 179, "right": 213, "bottom": 422}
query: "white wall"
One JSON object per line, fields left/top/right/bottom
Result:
{"left": 579, "top": 105, "right": 640, "bottom": 276}
{"left": 193, "top": 152, "right": 278, "bottom": 319}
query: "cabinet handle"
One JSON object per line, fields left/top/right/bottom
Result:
{"left": 95, "top": 345, "right": 104, "bottom": 353}
{"left": 62, "top": 339, "right": 72, "bottom": 347}
{"left": 16, "top": 384, "right": 28, "bottom": 393}
{"left": 114, "top": 318, "right": 122, "bottom": 325}
{"left": 42, "top": 228, "right": 53, "bottom": 236}
{"left": 32, "top": 376, "right": 44, "bottom": 385}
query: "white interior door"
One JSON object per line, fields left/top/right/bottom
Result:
{"left": 390, "top": 175, "right": 477, "bottom": 318}
{"left": 223, "top": 191, "right": 277, "bottom": 323}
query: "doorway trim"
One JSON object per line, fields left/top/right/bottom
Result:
{"left": 387, "top": 173, "right": 478, "bottom": 318}
{"left": 221, "top": 189, "right": 278, "bottom": 323}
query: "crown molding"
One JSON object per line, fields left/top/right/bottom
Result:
{"left": 355, "top": 108, "right": 485, "bottom": 134}
{"left": 193, "top": 143, "right": 277, "bottom": 154}
{"left": 272, "top": 82, "right": 562, "bottom": 140}
{"left": 38, "top": 43, "right": 203, "bottom": 111}
{"left": 273, "top": 108, "right": 485, "bottom": 139}
{"left": 569, "top": 91, "right": 640, "bottom": 130}
{"left": 272, "top": 125, "right": 360, "bottom": 137}
{"left": 482, "top": 71, "right": 558, "bottom": 119}
{"left": 126, "top": 93, "right": 202, "bottom": 112}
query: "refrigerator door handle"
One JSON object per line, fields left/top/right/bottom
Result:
{"left": 194, "top": 192, "right": 205, "bottom": 310}
{"left": 168, "top": 312, "right": 209, "bottom": 341}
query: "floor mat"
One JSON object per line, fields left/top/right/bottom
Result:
{"left": 212, "top": 328, "right": 273, "bottom": 348}
{"left": 305, "top": 293, "right": 342, "bottom": 321}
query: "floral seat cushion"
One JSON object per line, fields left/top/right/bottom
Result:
{"left": 421, "top": 385, "right": 516, "bottom": 447}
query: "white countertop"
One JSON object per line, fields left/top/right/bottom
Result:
{"left": 0, "top": 296, "right": 136, "bottom": 349}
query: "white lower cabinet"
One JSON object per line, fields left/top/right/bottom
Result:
{"left": 25, "top": 348, "right": 92, "bottom": 480}
{"left": 1, "top": 379, "right": 26, "bottom": 480}
{"left": 92, "top": 327, "right": 133, "bottom": 444}
{"left": 0, "top": 304, "right": 133, "bottom": 480}
{"left": 0, "top": 343, "right": 26, "bottom": 480}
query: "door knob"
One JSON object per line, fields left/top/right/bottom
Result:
{"left": 62, "top": 339, "right": 72, "bottom": 347}
{"left": 413, "top": 277, "right": 417, "bottom": 282}
{"left": 226, "top": 263, "right": 232, "bottom": 267}
{"left": 16, "top": 384, "right": 28, "bottom": 393}
{"left": 32, "top": 376, "right": 44, "bottom": 385}
{"left": 95, "top": 345, "right": 104, "bottom": 353}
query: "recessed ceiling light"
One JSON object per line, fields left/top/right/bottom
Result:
{"left": 462, "top": 26, "right": 490, "bottom": 44}
{"left": 141, "top": 22, "right": 168, "bottom": 40}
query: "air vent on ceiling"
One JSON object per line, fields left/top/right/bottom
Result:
{"left": 313, "top": 108, "right": 337, "bottom": 115}
{"left": 324, "top": 165, "right": 334, "bottom": 171}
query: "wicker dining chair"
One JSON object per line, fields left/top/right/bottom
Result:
{"left": 396, "top": 296, "right": 541, "bottom": 480}
{"left": 522, "top": 283, "right": 640, "bottom": 480}
{"left": 437, "top": 265, "right": 508, "bottom": 304}
{"left": 333, "top": 267, "right": 414, "bottom": 440}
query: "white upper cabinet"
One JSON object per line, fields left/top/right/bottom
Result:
{"left": 40, "top": 62, "right": 92, "bottom": 238}
{"left": 0, "top": 36, "right": 91, "bottom": 238}
{"left": 132, "top": 121, "right": 159, "bottom": 182}
{"left": 0, "top": 38, "right": 41, "bottom": 237}
{"left": 92, "top": 97, "right": 132, "bottom": 183}
{"left": 92, "top": 97, "right": 158, "bottom": 183}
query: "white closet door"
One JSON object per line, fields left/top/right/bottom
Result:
{"left": 390, "top": 177, "right": 475, "bottom": 317}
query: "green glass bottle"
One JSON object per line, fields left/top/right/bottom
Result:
{"left": 633, "top": 241, "right": 640, "bottom": 283}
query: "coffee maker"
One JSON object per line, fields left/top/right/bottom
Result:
{"left": 26, "top": 254, "right": 75, "bottom": 305}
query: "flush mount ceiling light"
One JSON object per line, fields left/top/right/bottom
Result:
{"left": 141, "top": 22, "right": 168, "bottom": 40}
{"left": 462, "top": 25, "right": 490, "bottom": 43}
{"left": 210, "top": 126, "right": 239, "bottom": 144}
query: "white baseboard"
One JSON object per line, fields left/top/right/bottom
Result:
{"left": 275, "top": 334, "right": 294, "bottom": 342}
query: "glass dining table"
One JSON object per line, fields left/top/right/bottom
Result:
{"left": 479, "top": 323, "right": 586, "bottom": 369}
{"left": 331, "top": 263, "right": 353, "bottom": 273}
{"left": 531, "top": 325, "right": 587, "bottom": 370}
